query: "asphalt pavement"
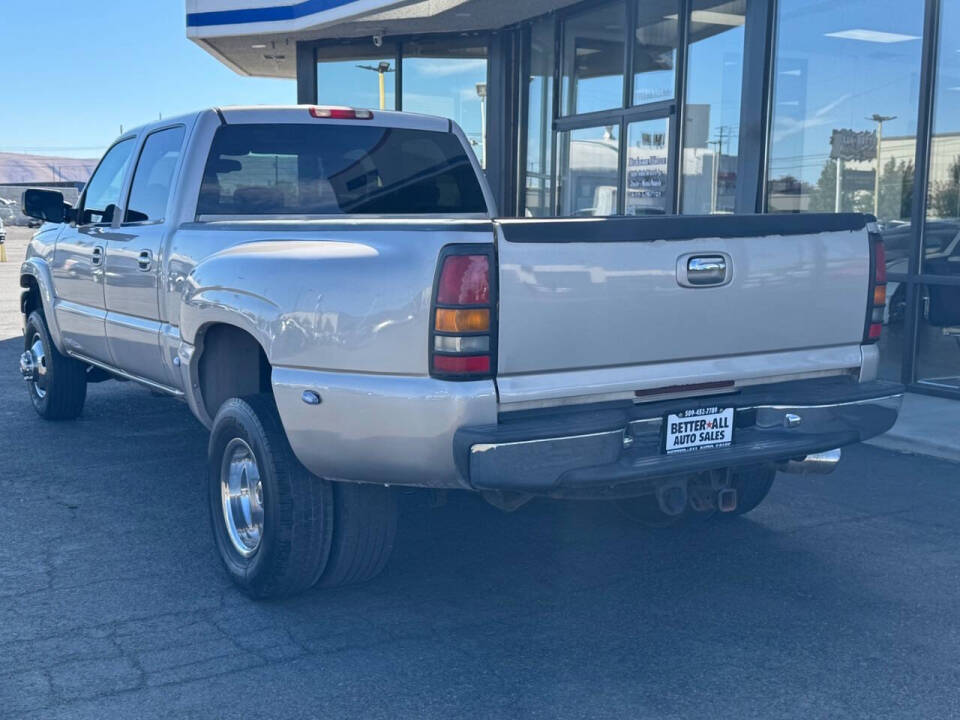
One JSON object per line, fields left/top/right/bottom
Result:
{"left": 2, "top": 226, "right": 960, "bottom": 719}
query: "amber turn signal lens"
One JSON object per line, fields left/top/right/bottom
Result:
{"left": 435, "top": 308, "right": 490, "bottom": 333}
{"left": 873, "top": 285, "right": 886, "bottom": 307}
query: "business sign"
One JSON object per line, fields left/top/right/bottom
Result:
{"left": 625, "top": 132, "right": 668, "bottom": 214}
{"left": 830, "top": 129, "right": 876, "bottom": 162}
{"left": 186, "top": 0, "right": 411, "bottom": 37}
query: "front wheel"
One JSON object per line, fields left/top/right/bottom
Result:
{"left": 22, "top": 311, "right": 87, "bottom": 420}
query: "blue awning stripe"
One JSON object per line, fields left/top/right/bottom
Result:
{"left": 186, "top": 0, "right": 367, "bottom": 27}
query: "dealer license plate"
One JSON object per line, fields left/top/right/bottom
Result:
{"left": 664, "top": 406, "right": 734, "bottom": 455}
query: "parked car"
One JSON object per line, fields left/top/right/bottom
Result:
{"left": 18, "top": 106, "right": 903, "bottom": 598}
{"left": 0, "top": 200, "right": 16, "bottom": 226}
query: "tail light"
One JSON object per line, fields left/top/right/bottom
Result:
{"left": 430, "top": 245, "right": 496, "bottom": 379}
{"left": 864, "top": 225, "right": 887, "bottom": 343}
{"left": 308, "top": 106, "right": 373, "bottom": 120}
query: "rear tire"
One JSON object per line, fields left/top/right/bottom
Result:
{"left": 722, "top": 465, "right": 776, "bottom": 517}
{"left": 23, "top": 311, "right": 87, "bottom": 420}
{"left": 208, "top": 394, "right": 333, "bottom": 599}
{"left": 316, "top": 481, "right": 398, "bottom": 588}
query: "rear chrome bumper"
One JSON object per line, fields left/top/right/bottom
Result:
{"left": 456, "top": 378, "right": 903, "bottom": 496}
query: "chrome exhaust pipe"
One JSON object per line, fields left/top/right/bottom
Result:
{"left": 779, "top": 448, "right": 842, "bottom": 475}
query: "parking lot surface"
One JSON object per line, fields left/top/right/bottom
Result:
{"left": 2, "top": 226, "right": 960, "bottom": 719}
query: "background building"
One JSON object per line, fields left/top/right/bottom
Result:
{"left": 186, "top": 0, "right": 960, "bottom": 399}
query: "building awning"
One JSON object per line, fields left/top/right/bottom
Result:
{"left": 186, "top": 0, "right": 579, "bottom": 78}
{"left": 186, "top": 0, "right": 414, "bottom": 38}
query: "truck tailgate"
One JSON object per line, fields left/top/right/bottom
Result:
{"left": 494, "top": 214, "right": 872, "bottom": 404}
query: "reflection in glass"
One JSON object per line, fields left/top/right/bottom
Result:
{"left": 558, "top": 125, "right": 620, "bottom": 216}
{"left": 317, "top": 58, "right": 397, "bottom": 110}
{"left": 126, "top": 127, "right": 185, "bottom": 223}
{"left": 923, "top": 0, "right": 960, "bottom": 274}
{"left": 916, "top": 284, "right": 960, "bottom": 390}
{"left": 632, "top": 0, "right": 679, "bottom": 106}
{"left": 680, "top": 0, "right": 745, "bottom": 214}
{"left": 402, "top": 42, "right": 488, "bottom": 166}
{"left": 765, "top": 0, "right": 923, "bottom": 239}
{"left": 626, "top": 119, "right": 671, "bottom": 215}
{"left": 561, "top": 2, "right": 626, "bottom": 116}
{"left": 524, "top": 19, "right": 555, "bottom": 216}
{"left": 82, "top": 139, "right": 136, "bottom": 223}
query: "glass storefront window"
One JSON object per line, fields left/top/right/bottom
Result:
{"left": 317, "top": 57, "right": 397, "bottom": 110}
{"left": 916, "top": 283, "right": 960, "bottom": 391}
{"left": 923, "top": 0, "right": 960, "bottom": 275}
{"left": 561, "top": 2, "right": 627, "bottom": 116}
{"left": 766, "top": 0, "right": 924, "bottom": 238}
{"left": 525, "top": 20, "right": 555, "bottom": 217}
{"left": 626, "top": 118, "right": 671, "bottom": 215}
{"left": 680, "top": 0, "right": 745, "bottom": 214}
{"left": 402, "top": 42, "right": 488, "bottom": 167}
{"left": 632, "top": 0, "right": 679, "bottom": 106}
{"left": 558, "top": 125, "right": 620, "bottom": 216}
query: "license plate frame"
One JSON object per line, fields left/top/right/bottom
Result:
{"left": 664, "top": 406, "right": 734, "bottom": 455}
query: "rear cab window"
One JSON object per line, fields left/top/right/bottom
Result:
{"left": 196, "top": 123, "right": 488, "bottom": 218}
{"left": 124, "top": 126, "right": 186, "bottom": 224}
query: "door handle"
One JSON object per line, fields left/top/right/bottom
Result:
{"left": 138, "top": 249, "right": 153, "bottom": 271}
{"left": 677, "top": 254, "right": 730, "bottom": 287}
{"left": 91, "top": 245, "right": 104, "bottom": 266}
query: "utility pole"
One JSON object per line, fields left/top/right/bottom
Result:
{"left": 707, "top": 125, "right": 728, "bottom": 214}
{"left": 356, "top": 61, "right": 394, "bottom": 110}
{"left": 476, "top": 82, "right": 487, "bottom": 170}
{"left": 835, "top": 157, "right": 843, "bottom": 213}
{"left": 868, "top": 114, "right": 897, "bottom": 217}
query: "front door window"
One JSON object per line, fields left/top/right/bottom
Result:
{"left": 80, "top": 139, "right": 136, "bottom": 225}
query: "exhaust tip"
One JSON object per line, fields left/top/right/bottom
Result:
{"left": 718, "top": 487, "right": 738, "bottom": 512}
{"left": 780, "top": 448, "right": 842, "bottom": 475}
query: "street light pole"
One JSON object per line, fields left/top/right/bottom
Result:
{"left": 356, "top": 61, "right": 395, "bottom": 110}
{"left": 868, "top": 113, "right": 897, "bottom": 218}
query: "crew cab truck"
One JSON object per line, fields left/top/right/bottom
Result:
{"left": 19, "top": 106, "right": 903, "bottom": 598}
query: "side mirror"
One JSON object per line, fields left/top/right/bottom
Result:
{"left": 22, "top": 189, "right": 73, "bottom": 224}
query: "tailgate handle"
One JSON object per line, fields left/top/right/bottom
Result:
{"left": 682, "top": 255, "right": 728, "bottom": 287}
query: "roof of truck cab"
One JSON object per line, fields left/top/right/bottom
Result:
{"left": 120, "top": 111, "right": 205, "bottom": 140}
{"left": 214, "top": 105, "right": 451, "bottom": 132}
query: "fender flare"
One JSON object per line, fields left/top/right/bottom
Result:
{"left": 178, "top": 289, "right": 280, "bottom": 428}
{"left": 20, "top": 258, "right": 66, "bottom": 353}
{"left": 178, "top": 288, "right": 278, "bottom": 353}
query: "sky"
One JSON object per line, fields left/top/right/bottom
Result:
{"left": 0, "top": 1, "right": 295, "bottom": 158}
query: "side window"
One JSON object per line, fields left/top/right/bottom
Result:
{"left": 124, "top": 126, "right": 186, "bottom": 223}
{"left": 80, "top": 139, "right": 136, "bottom": 225}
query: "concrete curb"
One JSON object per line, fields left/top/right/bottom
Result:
{"left": 866, "top": 435, "right": 960, "bottom": 464}
{"left": 864, "top": 392, "right": 960, "bottom": 464}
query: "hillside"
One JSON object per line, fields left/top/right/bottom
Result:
{"left": 0, "top": 152, "right": 97, "bottom": 184}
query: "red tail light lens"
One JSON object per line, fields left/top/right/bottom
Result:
{"left": 430, "top": 246, "right": 496, "bottom": 380}
{"left": 437, "top": 255, "right": 490, "bottom": 305}
{"left": 874, "top": 240, "right": 887, "bottom": 284}
{"left": 433, "top": 355, "right": 491, "bottom": 374}
{"left": 864, "top": 228, "right": 887, "bottom": 344}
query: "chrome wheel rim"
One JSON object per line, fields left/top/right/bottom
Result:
{"left": 28, "top": 333, "right": 47, "bottom": 399}
{"left": 220, "top": 438, "right": 264, "bottom": 557}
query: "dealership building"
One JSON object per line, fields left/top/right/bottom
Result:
{"left": 186, "top": 0, "right": 960, "bottom": 399}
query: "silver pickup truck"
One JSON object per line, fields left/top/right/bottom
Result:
{"left": 19, "top": 106, "right": 903, "bottom": 598}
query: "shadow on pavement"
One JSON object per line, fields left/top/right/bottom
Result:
{"left": 2, "top": 334, "right": 958, "bottom": 718}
